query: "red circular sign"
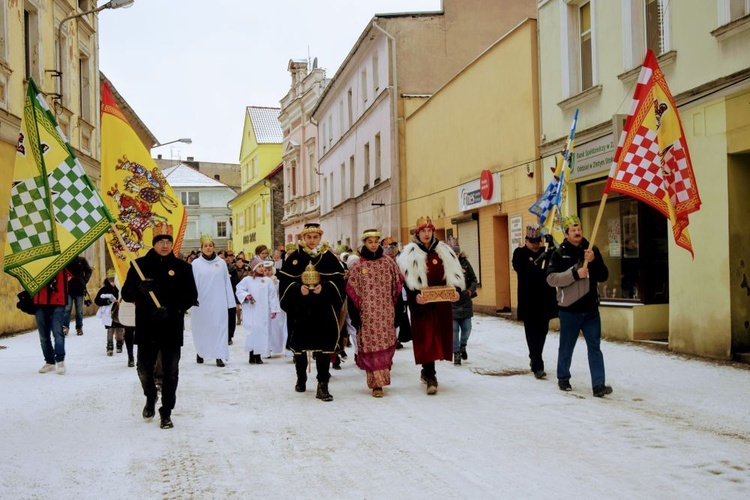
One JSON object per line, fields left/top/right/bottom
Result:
{"left": 480, "top": 170, "right": 493, "bottom": 200}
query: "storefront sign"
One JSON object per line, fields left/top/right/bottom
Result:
{"left": 509, "top": 215, "right": 523, "bottom": 264}
{"left": 458, "top": 172, "right": 501, "bottom": 211}
{"left": 480, "top": 170, "right": 493, "bottom": 200}
{"left": 570, "top": 134, "right": 616, "bottom": 180}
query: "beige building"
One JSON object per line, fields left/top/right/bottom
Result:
{"left": 310, "top": 0, "right": 538, "bottom": 247}
{"left": 537, "top": 0, "right": 750, "bottom": 360}
{"left": 404, "top": 19, "right": 540, "bottom": 315}
{"left": 154, "top": 156, "right": 240, "bottom": 192}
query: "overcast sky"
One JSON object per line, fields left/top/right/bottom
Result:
{"left": 98, "top": 0, "right": 442, "bottom": 165}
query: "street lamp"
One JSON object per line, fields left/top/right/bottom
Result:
{"left": 151, "top": 138, "right": 193, "bottom": 149}
{"left": 51, "top": 0, "right": 135, "bottom": 108}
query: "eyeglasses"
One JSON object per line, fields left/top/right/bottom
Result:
{"left": 154, "top": 239, "right": 173, "bottom": 245}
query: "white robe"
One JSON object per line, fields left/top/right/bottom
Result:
{"left": 267, "top": 278, "right": 288, "bottom": 355}
{"left": 236, "top": 275, "right": 280, "bottom": 357}
{"left": 191, "top": 255, "right": 235, "bottom": 360}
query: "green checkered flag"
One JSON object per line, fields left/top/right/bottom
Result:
{"left": 3, "top": 79, "right": 113, "bottom": 295}
{"left": 4, "top": 79, "right": 59, "bottom": 269}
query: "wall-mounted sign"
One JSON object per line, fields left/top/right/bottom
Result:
{"left": 480, "top": 169, "right": 493, "bottom": 200}
{"left": 570, "top": 134, "right": 616, "bottom": 180}
{"left": 458, "top": 172, "right": 501, "bottom": 211}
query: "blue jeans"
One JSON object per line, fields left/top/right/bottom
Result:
{"left": 557, "top": 310, "right": 605, "bottom": 387}
{"left": 453, "top": 317, "right": 472, "bottom": 352}
{"left": 36, "top": 305, "right": 66, "bottom": 364}
{"left": 65, "top": 295, "right": 84, "bottom": 330}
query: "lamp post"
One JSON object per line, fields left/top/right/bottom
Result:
{"left": 151, "top": 138, "right": 193, "bottom": 149}
{"left": 52, "top": 0, "right": 135, "bottom": 108}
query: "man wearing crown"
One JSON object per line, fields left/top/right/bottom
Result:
{"left": 278, "top": 223, "right": 346, "bottom": 402}
{"left": 122, "top": 222, "right": 198, "bottom": 429}
{"left": 190, "top": 234, "right": 235, "bottom": 368}
{"left": 397, "top": 216, "right": 464, "bottom": 395}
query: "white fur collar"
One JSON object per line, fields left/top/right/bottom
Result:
{"left": 396, "top": 241, "right": 465, "bottom": 291}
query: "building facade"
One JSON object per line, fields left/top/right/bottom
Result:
{"left": 278, "top": 59, "right": 327, "bottom": 244}
{"left": 230, "top": 107, "right": 283, "bottom": 254}
{"left": 154, "top": 156, "right": 241, "bottom": 192}
{"left": 404, "top": 19, "right": 540, "bottom": 316}
{"left": 537, "top": 0, "right": 750, "bottom": 359}
{"left": 162, "top": 164, "right": 236, "bottom": 253}
{"left": 311, "top": 0, "right": 538, "bottom": 248}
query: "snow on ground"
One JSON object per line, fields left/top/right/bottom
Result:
{"left": 1, "top": 313, "right": 749, "bottom": 499}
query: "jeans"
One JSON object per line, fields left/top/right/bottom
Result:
{"left": 64, "top": 295, "right": 84, "bottom": 330}
{"left": 452, "top": 317, "right": 472, "bottom": 352}
{"left": 557, "top": 310, "right": 605, "bottom": 387}
{"left": 36, "top": 305, "right": 66, "bottom": 364}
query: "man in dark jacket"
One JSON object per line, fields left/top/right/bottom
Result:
{"left": 122, "top": 223, "right": 198, "bottom": 429}
{"left": 64, "top": 255, "right": 92, "bottom": 336}
{"left": 512, "top": 225, "right": 558, "bottom": 379}
{"left": 448, "top": 237, "right": 478, "bottom": 366}
{"left": 278, "top": 223, "right": 346, "bottom": 402}
{"left": 547, "top": 215, "right": 612, "bottom": 397}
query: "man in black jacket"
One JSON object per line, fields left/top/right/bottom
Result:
{"left": 122, "top": 223, "right": 198, "bottom": 429}
{"left": 512, "top": 225, "right": 558, "bottom": 379}
{"left": 64, "top": 255, "right": 92, "bottom": 336}
{"left": 546, "top": 216, "right": 612, "bottom": 397}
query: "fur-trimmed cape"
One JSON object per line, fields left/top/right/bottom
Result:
{"left": 396, "top": 241, "right": 466, "bottom": 292}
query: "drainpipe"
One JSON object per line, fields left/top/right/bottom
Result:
{"left": 371, "top": 19, "right": 400, "bottom": 241}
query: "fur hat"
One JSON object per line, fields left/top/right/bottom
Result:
{"left": 360, "top": 228, "right": 382, "bottom": 242}
{"left": 525, "top": 224, "right": 542, "bottom": 242}
{"left": 301, "top": 223, "right": 323, "bottom": 236}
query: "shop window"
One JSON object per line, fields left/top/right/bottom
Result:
{"left": 577, "top": 180, "right": 668, "bottom": 304}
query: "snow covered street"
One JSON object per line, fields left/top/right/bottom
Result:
{"left": 1, "top": 313, "right": 749, "bottom": 499}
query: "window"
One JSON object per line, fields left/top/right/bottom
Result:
{"left": 217, "top": 221, "right": 227, "bottom": 238}
{"left": 329, "top": 173, "right": 334, "bottom": 209}
{"left": 374, "top": 133, "right": 381, "bottom": 183}
{"left": 578, "top": 179, "right": 668, "bottom": 303}
{"left": 309, "top": 151, "right": 316, "bottom": 193}
{"left": 322, "top": 177, "right": 328, "bottom": 212}
{"left": 340, "top": 163, "right": 346, "bottom": 201}
{"left": 347, "top": 88, "right": 353, "bottom": 126}
{"left": 645, "top": 0, "right": 665, "bottom": 55}
{"left": 727, "top": 0, "right": 750, "bottom": 22}
{"left": 214, "top": 174, "right": 220, "bottom": 181}
{"left": 24, "top": 7, "right": 39, "bottom": 81}
{"left": 363, "top": 142, "right": 370, "bottom": 190}
{"left": 181, "top": 191, "right": 199, "bottom": 206}
{"left": 291, "top": 160, "right": 297, "bottom": 196}
{"left": 339, "top": 100, "right": 344, "bottom": 135}
{"left": 561, "top": 0, "right": 597, "bottom": 97}
{"left": 79, "top": 53, "right": 92, "bottom": 122}
{"left": 361, "top": 69, "right": 368, "bottom": 104}
{"left": 327, "top": 114, "right": 333, "bottom": 146}
{"left": 579, "top": 2, "right": 593, "bottom": 91}
{"left": 0, "top": 1, "right": 7, "bottom": 65}
{"left": 349, "top": 155, "right": 355, "bottom": 198}
{"left": 372, "top": 52, "right": 380, "bottom": 92}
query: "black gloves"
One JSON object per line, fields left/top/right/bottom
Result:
{"left": 138, "top": 279, "right": 156, "bottom": 294}
{"left": 153, "top": 306, "right": 168, "bottom": 320}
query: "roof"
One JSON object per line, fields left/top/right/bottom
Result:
{"left": 162, "top": 164, "right": 231, "bottom": 188}
{"left": 247, "top": 106, "right": 283, "bottom": 144}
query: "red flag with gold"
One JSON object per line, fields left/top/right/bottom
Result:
{"left": 100, "top": 81, "right": 187, "bottom": 285}
{"left": 604, "top": 50, "right": 701, "bottom": 256}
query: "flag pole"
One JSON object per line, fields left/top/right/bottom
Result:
{"left": 109, "top": 222, "right": 162, "bottom": 308}
{"left": 583, "top": 194, "right": 609, "bottom": 269}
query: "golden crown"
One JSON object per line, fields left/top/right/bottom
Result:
{"left": 152, "top": 221, "right": 173, "bottom": 238}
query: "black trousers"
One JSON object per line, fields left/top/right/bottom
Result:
{"left": 123, "top": 327, "right": 135, "bottom": 359}
{"left": 524, "top": 316, "right": 550, "bottom": 373}
{"left": 294, "top": 352, "right": 331, "bottom": 383}
{"left": 137, "top": 343, "right": 181, "bottom": 415}
{"left": 227, "top": 308, "right": 237, "bottom": 341}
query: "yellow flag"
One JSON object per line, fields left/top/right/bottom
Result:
{"left": 100, "top": 81, "right": 186, "bottom": 285}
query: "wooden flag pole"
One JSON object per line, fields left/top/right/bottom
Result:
{"left": 109, "top": 222, "right": 162, "bottom": 308}
{"left": 583, "top": 193, "right": 609, "bottom": 269}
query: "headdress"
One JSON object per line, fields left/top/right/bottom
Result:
{"left": 525, "top": 224, "right": 542, "bottom": 242}
{"left": 381, "top": 236, "right": 397, "bottom": 246}
{"left": 446, "top": 235, "right": 460, "bottom": 254}
{"left": 249, "top": 257, "right": 263, "bottom": 272}
{"left": 152, "top": 222, "right": 173, "bottom": 245}
{"left": 301, "top": 223, "right": 323, "bottom": 236}
{"left": 360, "top": 228, "right": 382, "bottom": 242}
{"left": 415, "top": 216, "right": 435, "bottom": 233}
{"left": 262, "top": 260, "right": 274, "bottom": 268}
{"left": 106, "top": 269, "right": 116, "bottom": 279}
{"left": 200, "top": 234, "right": 213, "bottom": 245}
{"left": 562, "top": 215, "right": 581, "bottom": 231}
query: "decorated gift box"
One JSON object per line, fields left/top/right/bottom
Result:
{"left": 420, "top": 285, "right": 457, "bottom": 303}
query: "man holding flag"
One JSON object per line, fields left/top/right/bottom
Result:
{"left": 4, "top": 79, "right": 114, "bottom": 374}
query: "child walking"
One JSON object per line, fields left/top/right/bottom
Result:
{"left": 236, "top": 258, "right": 280, "bottom": 364}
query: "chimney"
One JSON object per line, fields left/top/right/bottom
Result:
{"left": 187, "top": 156, "right": 194, "bottom": 161}
{"left": 157, "top": 154, "right": 162, "bottom": 159}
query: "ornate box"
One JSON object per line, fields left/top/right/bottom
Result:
{"left": 420, "top": 285, "right": 456, "bottom": 303}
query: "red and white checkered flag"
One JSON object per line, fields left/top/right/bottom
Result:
{"left": 604, "top": 50, "right": 701, "bottom": 257}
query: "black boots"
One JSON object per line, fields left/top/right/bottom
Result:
{"left": 196, "top": 354, "right": 204, "bottom": 364}
{"left": 316, "top": 382, "right": 333, "bottom": 402}
{"left": 216, "top": 359, "right": 225, "bottom": 367}
{"left": 295, "top": 374, "right": 307, "bottom": 393}
{"left": 142, "top": 398, "right": 156, "bottom": 420}
{"left": 460, "top": 344, "right": 468, "bottom": 360}
{"left": 159, "top": 408, "right": 173, "bottom": 429}
{"left": 248, "top": 351, "right": 255, "bottom": 364}
{"left": 116, "top": 341, "right": 123, "bottom": 353}
{"left": 453, "top": 352, "right": 461, "bottom": 366}
{"left": 255, "top": 354, "right": 263, "bottom": 364}
{"left": 107, "top": 341, "right": 114, "bottom": 357}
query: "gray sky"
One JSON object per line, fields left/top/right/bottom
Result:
{"left": 99, "top": 0, "right": 441, "bottom": 165}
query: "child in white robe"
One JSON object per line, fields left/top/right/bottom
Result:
{"left": 263, "top": 262, "right": 289, "bottom": 357}
{"left": 236, "top": 259, "right": 280, "bottom": 364}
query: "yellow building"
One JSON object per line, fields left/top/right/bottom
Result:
{"left": 231, "top": 106, "right": 283, "bottom": 254}
{"left": 404, "top": 19, "right": 540, "bottom": 315}
{"left": 538, "top": 0, "right": 750, "bottom": 360}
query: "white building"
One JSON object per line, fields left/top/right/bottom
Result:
{"left": 163, "top": 164, "right": 236, "bottom": 252}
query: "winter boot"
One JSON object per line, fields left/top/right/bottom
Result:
{"left": 460, "top": 344, "right": 468, "bottom": 360}
{"left": 332, "top": 354, "right": 341, "bottom": 370}
{"left": 248, "top": 351, "right": 256, "bottom": 364}
{"left": 107, "top": 341, "right": 114, "bottom": 357}
{"left": 295, "top": 375, "right": 307, "bottom": 393}
{"left": 453, "top": 352, "right": 461, "bottom": 366}
{"left": 142, "top": 397, "right": 156, "bottom": 420}
{"left": 76, "top": 327, "right": 83, "bottom": 336}
{"left": 254, "top": 354, "right": 263, "bottom": 364}
{"left": 316, "top": 382, "right": 334, "bottom": 402}
{"left": 128, "top": 357, "right": 135, "bottom": 368}
{"left": 196, "top": 354, "right": 204, "bottom": 364}
{"left": 159, "top": 408, "right": 173, "bottom": 429}
{"left": 216, "top": 359, "right": 225, "bottom": 367}
{"left": 116, "top": 341, "right": 123, "bottom": 353}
